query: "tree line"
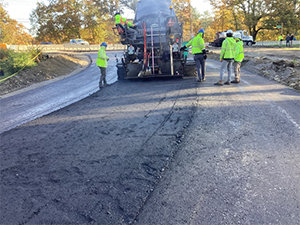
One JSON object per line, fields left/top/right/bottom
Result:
{"left": 0, "top": 3, "right": 33, "bottom": 45}
{"left": 0, "top": 0, "right": 299, "bottom": 45}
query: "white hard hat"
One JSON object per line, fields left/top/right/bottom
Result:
{"left": 233, "top": 33, "right": 241, "bottom": 39}
{"left": 226, "top": 30, "right": 233, "bottom": 34}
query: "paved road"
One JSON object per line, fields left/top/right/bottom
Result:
{"left": 136, "top": 60, "right": 300, "bottom": 224}
{"left": 0, "top": 59, "right": 299, "bottom": 224}
{"left": 0, "top": 51, "right": 120, "bottom": 134}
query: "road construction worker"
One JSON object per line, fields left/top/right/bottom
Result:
{"left": 114, "top": 12, "right": 135, "bottom": 28}
{"left": 278, "top": 34, "right": 283, "bottom": 47}
{"left": 232, "top": 33, "right": 244, "bottom": 83}
{"left": 172, "top": 42, "right": 179, "bottom": 59}
{"left": 286, "top": 34, "right": 291, "bottom": 47}
{"left": 290, "top": 33, "right": 294, "bottom": 47}
{"left": 181, "top": 29, "right": 206, "bottom": 82}
{"left": 114, "top": 12, "right": 136, "bottom": 40}
{"left": 214, "top": 30, "right": 236, "bottom": 85}
{"left": 127, "top": 44, "right": 136, "bottom": 62}
{"left": 97, "top": 42, "right": 110, "bottom": 88}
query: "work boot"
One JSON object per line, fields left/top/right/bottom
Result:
{"left": 214, "top": 80, "right": 223, "bottom": 86}
{"left": 197, "top": 79, "right": 202, "bottom": 83}
{"left": 231, "top": 79, "right": 240, "bottom": 83}
{"left": 202, "top": 78, "right": 206, "bottom": 82}
{"left": 224, "top": 81, "right": 230, "bottom": 85}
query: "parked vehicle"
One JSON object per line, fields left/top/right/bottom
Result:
{"left": 65, "top": 39, "right": 89, "bottom": 45}
{"left": 209, "top": 31, "right": 227, "bottom": 47}
{"left": 234, "top": 30, "right": 256, "bottom": 46}
{"left": 40, "top": 42, "right": 53, "bottom": 45}
{"left": 209, "top": 30, "right": 256, "bottom": 47}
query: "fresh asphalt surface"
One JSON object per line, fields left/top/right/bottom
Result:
{"left": 0, "top": 51, "right": 119, "bottom": 134}
{"left": 0, "top": 54, "right": 300, "bottom": 224}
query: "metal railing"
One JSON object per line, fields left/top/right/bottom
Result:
{"left": 7, "top": 44, "right": 125, "bottom": 52}
{"left": 251, "top": 40, "right": 300, "bottom": 46}
{"left": 7, "top": 41, "right": 300, "bottom": 52}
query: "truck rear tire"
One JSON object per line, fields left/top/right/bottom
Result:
{"left": 247, "top": 41, "right": 253, "bottom": 46}
{"left": 117, "top": 66, "right": 126, "bottom": 80}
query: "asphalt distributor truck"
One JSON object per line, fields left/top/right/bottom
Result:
{"left": 113, "top": 0, "right": 196, "bottom": 79}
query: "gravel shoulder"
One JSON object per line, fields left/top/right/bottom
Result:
{"left": 0, "top": 53, "right": 91, "bottom": 96}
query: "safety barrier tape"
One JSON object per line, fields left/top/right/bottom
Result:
{"left": 0, "top": 52, "right": 42, "bottom": 84}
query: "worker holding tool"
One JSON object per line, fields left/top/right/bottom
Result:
{"left": 214, "top": 30, "right": 236, "bottom": 86}
{"left": 97, "top": 42, "right": 110, "bottom": 88}
{"left": 232, "top": 33, "right": 244, "bottom": 83}
{"left": 181, "top": 29, "right": 206, "bottom": 82}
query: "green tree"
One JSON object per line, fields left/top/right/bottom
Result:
{"left": 30, "top": 0, "right": 121, "bottom": 44}
{"left": 30, "top": 0, "right": 83, "bottom": 43}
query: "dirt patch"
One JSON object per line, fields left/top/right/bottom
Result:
{"left": 0, "top": 54, "right": 90, "bottom": 96}
{"left": 242, "top": 57, "right": 300, "bottom": 91}
{"left": 207, "top": 48, "right": 300, "bottom": 92}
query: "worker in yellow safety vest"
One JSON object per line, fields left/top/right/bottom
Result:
{"left": 115, "top": 12, "right": 135, "bottom": 28}
{"left": 97, "top": 42, "right": 110, "bottom": 88}
{"left": 114, "top": 12, "right": 137, "bottom": 40}
{"left": 231, "top": 33, "right": 244, "bottom": 83}
{"left": 181, "top": 29, "right": 207, "bottom": 82}
{"left": 278, "top": 34, "right": 283, "bottom": 47}
{"left": 214, "top": 30, "right": 236, "bottom": 85}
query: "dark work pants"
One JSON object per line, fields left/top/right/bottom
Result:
{"left": 99, "top": 67, "right": 107, "bottom": 87}
{"left": 193, "top": 54, "right": 205, "bottom": 80}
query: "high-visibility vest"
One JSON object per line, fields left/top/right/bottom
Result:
{"left": 186, "top": 33, "right": 205, "bottom": 54}
{"left": 220, "top": 37, "right": 236, "bottom": 60}
{"left": 234, "top": 40, "right": 244, "bottom": 62}
{"left": 96, "top": 46, "right": 109, "bottom": 68}
{"left": 115, "top": 15, "right": 133, "bottom": 27}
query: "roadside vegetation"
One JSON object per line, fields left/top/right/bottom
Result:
{"left": 0, "top": 48, "right": 41, "bottom": 83}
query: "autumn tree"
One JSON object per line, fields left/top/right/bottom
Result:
{"left": 0, "top": 3, "right": 33, "bottom": 44}
{"left": 209, "top": 0, "right": 300, "bottom": 41}
{"left": 198, "top": 11, "right": 214, "bottom": 43}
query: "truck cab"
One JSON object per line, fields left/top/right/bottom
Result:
{"left": 235, "top": 30, "right": 256, "bottom": 46}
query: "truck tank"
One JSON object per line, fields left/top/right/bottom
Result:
{"left": 113, "top": 0, "right": 196, "bottom": 79}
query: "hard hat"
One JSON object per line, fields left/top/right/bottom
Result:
{"left": 233, "top": 33, "right": 242, "bottom": 39}
{"left": 198, "top": 29, "right": 205, "bottom": 33}
{"left": 226, "top": 30, "right": 233, "bottom": 34}
{"left": 100, "top": 42, "right": 107, "bottom": 47}
{"left": 114, "top": 12, "right": 120, "bottom": 16}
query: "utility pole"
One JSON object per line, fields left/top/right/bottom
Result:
{"left": 189, "top": 0, "right": 193, "bottom": 37}
{"left": 281, "top": 22, "right": 283, "bottom": 34}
